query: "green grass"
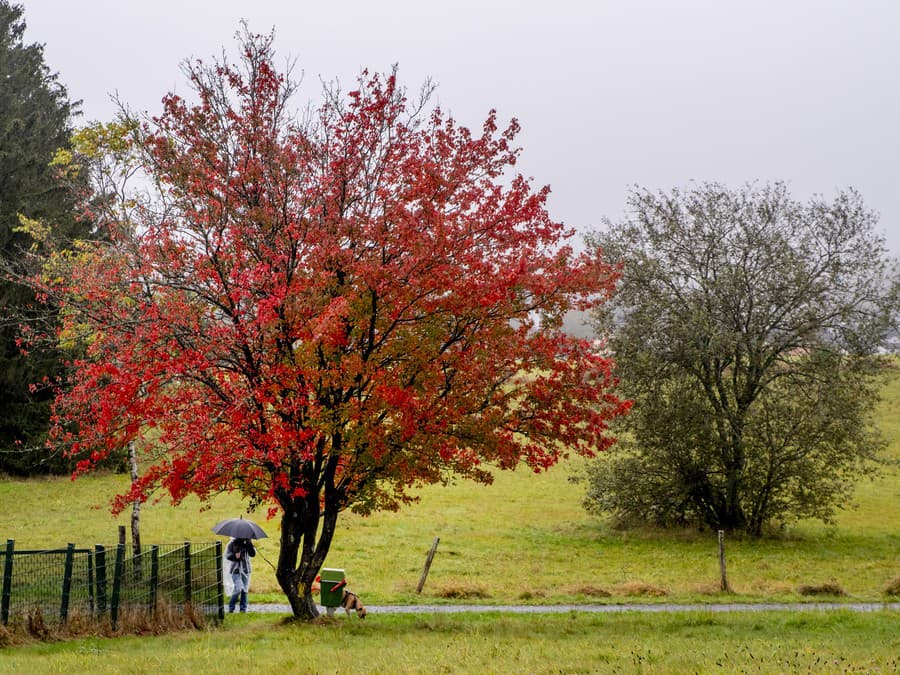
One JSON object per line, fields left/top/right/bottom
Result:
{"left": 1, "top": 364, "right": 898, "bottom": 673}
{"left": 2, "top": 610, "right": 898, "bottom": 673}
{"left": 2, "top": 363, "right": 898, "bottom": 606}
{"left": 3, "top": 457, "right": 896, "bottom": 606}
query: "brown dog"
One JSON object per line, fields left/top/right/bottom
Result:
{"left": 341, "top": 589, "right": 367, "bottom": 618}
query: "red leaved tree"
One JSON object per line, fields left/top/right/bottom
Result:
{"left": 38, "top": 31, "right": 628, "bottom": 618}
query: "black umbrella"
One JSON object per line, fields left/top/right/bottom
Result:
{"left": 212, "top": 516, "right": 268, "bottom": 539}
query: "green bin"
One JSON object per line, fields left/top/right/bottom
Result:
{"left": 320, "top": 568, "right": 346, "bottom": 607}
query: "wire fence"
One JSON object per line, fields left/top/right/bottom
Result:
{"left": 0, "top": 539, "right": 224, "bottom": 631}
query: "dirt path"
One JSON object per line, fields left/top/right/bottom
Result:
{"left": 249, "top": 601, "right": 900, "bottom": 615}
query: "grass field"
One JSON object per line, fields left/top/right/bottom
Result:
{"left": 2, "top": 365, "right": 898, "bottom": 606}
{"left": 3, "top": 610, "right": 899, "bottom": 674}
{"left": 1, "top": 364, "right": 898, "bottom": 670}
{"left": 3, "top": 453, "right": 897, "bottom": 606}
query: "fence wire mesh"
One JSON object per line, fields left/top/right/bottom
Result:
{"left": 0, "top": 540, "right": 223, "bottom": 629}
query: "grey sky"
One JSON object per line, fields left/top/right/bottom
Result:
{"left": 21, "top": 0, "right": 900, "bottom": 255}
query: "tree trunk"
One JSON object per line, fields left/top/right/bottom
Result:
{"left": 275, "top": 484, "right": 342, "bottom": 620}
{"left": 129, "top": 441, "right": 143, "bottom": 580}
{"left": 718, "top": 427, "right": 748, "bottom": 531}
{"left": 276, "top": 504, "right": 319, "bottom": 619}
{"left": 721, "top": 474, "right": 747, "bottom": 531}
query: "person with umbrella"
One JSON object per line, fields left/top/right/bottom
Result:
{"left": 225, "top": 537, "right": 256, "bottom": 612}
{"left": 213, "top": 517, "right": 266, "bottom": 613}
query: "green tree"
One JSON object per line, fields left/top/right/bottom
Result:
{"left": 583, "top": 182, "right": 899, "bottom": 535}
{"left": 0, "top": 1, "right": 84, "bottom": 473}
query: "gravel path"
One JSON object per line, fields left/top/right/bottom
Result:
{"left": 247, "top": 601, "right": 900, "bottom": 615}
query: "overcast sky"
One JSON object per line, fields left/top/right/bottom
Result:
{"left": 21, "top": 0, "right": 900, "bottom": 256}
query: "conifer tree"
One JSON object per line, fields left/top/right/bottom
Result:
{"left": 0, "top": 1, "right": 84, "bottom": 473}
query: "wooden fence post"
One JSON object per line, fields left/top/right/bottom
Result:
{"left": 718, "top": 530, "right": 730, "bottom": 592}
{"left": 60, "top": 543, "right": 75, "bottom": 623}
{"left": 416, "top": 537, "right": 440, "bottom": 593}
{"left": 1, "top": 539, "right": 13, "bottom": 625}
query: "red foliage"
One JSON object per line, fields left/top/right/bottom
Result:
{"left": 38, "top": 31, "right": 629, "bottom": 616}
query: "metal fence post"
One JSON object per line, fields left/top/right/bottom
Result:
{"left": 110, "top": 543, "right": 125, "bottom": 630}
{"left": 0, "top": 540, "right": 220, "bottom": 628}
{"left": 1, "top": 539, "right": 13, "bottom": 625}
{"left": 95, "top": 545, "right": 107, "bottom": 616}
{"left": 60, "top": 543, "right": 75, "bottom": 623}
{"left": 149, "top": 545, "right": 159, "bottom": 615}
{"left": 182, "top": 542, "right": 192, "bottom": 606}
{"left": 215, "top": 540, "right": 224, "bottom": 622}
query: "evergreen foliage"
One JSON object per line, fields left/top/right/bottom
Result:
{"left": 0, "top": 1, "right": 84, "bottom": 474}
